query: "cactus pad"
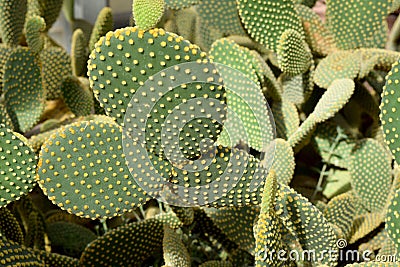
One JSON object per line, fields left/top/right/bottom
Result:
{"left": 80, "top": 215, "right": 171, "bottom": 266}
{"left": 385, "top": 189, "right": 400, "bottom": 256}
{"left": 272, "top": 100, "right": 300, "bottom": 140}
{"left": 35, "top": 250, "right": 80, "bottom": 267}
{"left": 237, "top": 0, "right": 303, "bottom": 52}
{"left": 277, "top": 29, "right": 311, "bottom": 76}
{"left": 0, "top": 125, "right": 37, "bottom": 207}
{"left": 314, "top": 50, "right": 361, "bottom": 89}
{"left": 40, "top": 47, "right": 72, "bottom": 100}
{"left": 163, "top": 226, "right": 191, "bottom": 267}
{"left": 380, "top": 59, "right": 400, "bottom": 165}
{"left": 3, "top": 47, "right": 45, "bottom": 132}
{"left": 0, "top": 207, "right": 24, "bottom": 244}
{"left": 165, "top": 0, "right": 200, "bottom": 10}
{"left": 37, "top": 120, "right": 151, "bottom": 219}
{"left": 61, "top": 75, "right": 94, "bottom": 117}
{"left": 132, "top": 0, "right": 165, "bottom": 31}
{"left": 88, "top": 7, "right": 114, "bottom": 52}
{"left": 197, "top": 0, "right": 246, "bottom": 36}
{"left": 350, "top": 139, "right": 392, "bottom": 212}
{"left": 71, "top": 29, "right": 89, "bottom": 77}
{"left": 25, "top": 15, "right": 46, "bottom": 54}
{"left": 0, "top": 0, "right": 27, "bottom": 45}
{"left": 0, "top": 237, "right": 43, "bottom": 267}
{"left": 326, "top": 0, "right": 391, "bottom": 50}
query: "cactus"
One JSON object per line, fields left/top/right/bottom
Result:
{"left": 163, "top": 226, "right": 191, "bottom": 267}
{"left": 88, "top": 7, "right": 114, "bottom": 52}
{"left": 71, "top": 29, "right": 88, "bottom": 77}
{"left": 60, "top": 75, "right": 94, "bottom": 117}
{"left": 0, "top": 207, "right": 24, "bottom": 244}
{"left": 0, "top": 236, "right": 44, "bottom": 266}
{"left": 0, "top": 0, "right": 27, "bottom": 46}
{"left": 132, "top": 0, "right": 164, "bottom": 31}
{"left": 25, "top": 15, "right": 46, "bottom": 54}
{"left": 165, "top": 0, "right": 200, "bottom": 10}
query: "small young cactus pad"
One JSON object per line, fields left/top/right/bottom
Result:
{"left": 0, "top": 0, "right": 27, "bottom": 45}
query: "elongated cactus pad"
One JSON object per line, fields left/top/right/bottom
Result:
{"left": 314, "top": 50, "right": 361, "bottom": 89}
{"left": 3, "top": 47, "right": 45, "bottom": 132}
{"left": 237, "top": 0, "right": 304, "bottom": 52}
{"left": 199, "top": 261, "right": 233, "bottom": 267}
{"left": 0, "top": 0, "right": 27, "bottom": 45}
{"left": 350, "top": 139, "right": 392, "bottom": 212}
{"left": 0, "top": 125, "right": 37, "bottom": 207}
{"left": 277, "top": 29, "right": 312, "bottom": 76}
{"left": 37, "top": 120, "right": 150, "bottom": 219}
{"left": 349, "top": 212, "right": 384, "bottom": 244}
{"left": 39, "top": 0, "right": 63, "bottom": 31}
{"left": 380, "top": 59, "right": 400, "bottom": 165}
{"left": 163, "top": 226, "right": 191, "bottom": 267}
{"left": 326, "top": 0, "right": 391, "bottom": 50}
{"left": 71, "top": 29, "right": 88, "bottom": 77}
{"left": 35, "top": 250, "right": 80, "bottom": 267}
{"left": 263, "top": 139, "right": 295, "bottom": 185}
{"left": 88, "top": 7, "right": 114, "bottom": 52}
{"left": 132, "top": 0, "right": 165, "bottom": 31}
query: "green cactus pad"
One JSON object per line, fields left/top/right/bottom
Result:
{"left": 35, "top": 250, "right": 80, "bottom": 267}
{"left": 204, "top": 206, "right": 259, "bottom": 254}
{"left": 163, "top": 226, "right": 191, "bottom": 267}
{"left": 386, "top": 189, "right": 400, "bottom": 255}
{"left": 0, "top": 125, "right": 37, "bottom": 207}
{"left": 254, "top": 211, "right": 287, "bottom": 266}
{"left": 199, "top": 261, "right": 233, "bottom": 267}
{"left": 350, "top": 139, "right": 392, "bottom": 212}
{"left": 24, "top": 211, "right": 45, "bottom": 250}
{"left": 345, "top": 263, "right": 399, "bottom": 266}
{"left": 237, "top": 0, "right": 304, "bottom": 52}
{"left": 295, "top": 4, "right": 336, "bottom": 56}
{"left": 313, "top": 121, "right": 357, "bottom": 169}
{"left": 281, "top": 74, "right": 307, "bottom": 105}
{"left": 378, "top": 236, "right": 397, "bottom": 258}
{"left": 88, "top": 27, "right": 210, "bottom": 125}
{"left": 0, "top": 103, "right": 13, "bottom": 130}
{"left": 46, "top": 221, "right": 97, "bottom": 258}
{"left": 25, "top": 15, "right": 46, "bottom": 54}
{"left": 174, "top": 7, "right": 198, "bottom": 43}
{"left": 0, "top": 0, "right": 27, "bottom": 45}
{"left": 3, "top": 47, "right": 45, "bottom": 132}
{"left": 313, "top": 78, "right": 355, "bottom": 123}
{"left": 71, "top": 29, "right": 89, "bottom": 77}
{"left": 210, "top": 39, "right": 275, "bottom": 151}
{"left": 197, "top": 0, "right": 246, "bottom": 36}
{"left": 380, "top": 59, "right": 400, "bottom": 165}
{"left": 88, "top": 7, "right": 114, "bottom": 52}
{"left": 359, "top": 49, "right": 400, "bottom": 79}
{"left": 359, "top": 230, "right": 389, "bottom": 254}
{"left": 40, "top": 47, "right": 73, "bottom": 100}
{"left": 165, "top": 0, "right": 200, "bottom": 10}
{"left": 169, "top": 206, "right": 194, "bottom": 225}
{"left": 61, "top": 75, "right": 94, "bottom": 117}
{"left": 264, "top": 139, "right": 295, "bottom": 185}
{"left": 37, "top": 120, "right": 151, "bottom": 219}
{"left": 314, "top": 50, "right": 361, "bottom": 89}
{"left": 0, "top": 45, "right": 13, "bottom": 95}
{"left": 277, "top": 29, "right": 311, "bottom": 76}
{"left": 132, "top": 0, "right": 165, "bottom": 31}
{"left": 272, "top": 100, "right": 300, "bottom": 140}
{"left": 0, "top": 236, "right": 44, "bottom": 267}
{"left": 275, "top": 184, "right": 339, "bottom": 266}
{"left": 80, "top": 214, "right": 173, "bottom": 266}
{"left": 349, "top": 212, "right": 384, "bottom": 244}
{"left": 39, "top": 0, "right": 63, "bottom": 31}
{"left": 0, "top": 207, "right": 24, "bottom": 244}
{"left": 326, "top": 0, "right": 391, "bottom": 50}
{"left": 287, "top": 113, "right": 318, "bottom": 150}
{"left": 324, "top": 192, "right": 359, "bottom": 240}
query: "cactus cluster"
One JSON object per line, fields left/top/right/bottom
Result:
{"left": 2, "top": 0, "right": 400, "bottom": 266}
